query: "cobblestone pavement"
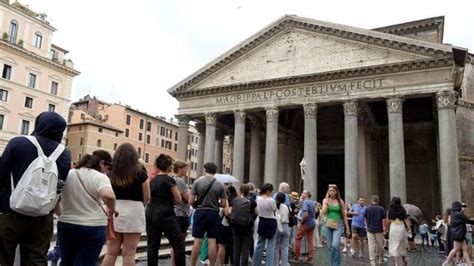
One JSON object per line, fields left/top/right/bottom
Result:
{"left": 140, "top": 245, "right": 448, "bottom": 265}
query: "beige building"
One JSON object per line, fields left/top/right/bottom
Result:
{"left": 170, "top": 15, "right": 474, "bottom": 219}
{"left": 0, "top": 0, "right": 79, "bottom": 152}
{"left": 68, "top": 96, "right": 204, "bottom": 177}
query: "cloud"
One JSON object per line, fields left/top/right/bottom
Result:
{"left": 19, "top": 0, "right": 473, "bottom": 120}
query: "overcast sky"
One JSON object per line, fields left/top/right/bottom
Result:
{"left": 20, "top": 0, "right": 474, "bottom": 120}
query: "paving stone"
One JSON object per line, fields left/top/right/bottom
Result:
{"left": 152, "top": 245, "right": 447, "bottom": 265}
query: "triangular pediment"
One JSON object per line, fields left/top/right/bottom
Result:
{"left": 169, "top": 15, "right": 453, "bottom": 97}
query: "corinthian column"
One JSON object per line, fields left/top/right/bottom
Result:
{"left": 196, "top": 122, "right": 205, "bottom": 177}
{"left": 232, "top": 110, "right": 246, "bottom": 184}
{"left": 204, "top": 113, "right": 217, "bottom": 164}
{"left": 343, "top": 101, "right": 359, "bottom": 204}
{"left": 249, "top": 118, "right": 261, "bottom": 188}
{"left": 215, "top": 130, "right": 225, "bottom": 173}
{"left": 436, "top": 91, "right": 461, "bottom": 211}
{"left": 277, "top": 132, "right": 287, "bottom": 185}
{"left": 303, "top": 103, "right": 318, "bottom": 199}
{"left": 176, "top": 115, "right": 189, "bottom": 161}
{"left": 264, "top": 107, "right": 279, "bottom": 186}
{"left": 386, "top": 97, "right": 406, "bottom": 203}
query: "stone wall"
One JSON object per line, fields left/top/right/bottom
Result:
{"left": 457, "top": 103, "right": 474, "bottom": 216}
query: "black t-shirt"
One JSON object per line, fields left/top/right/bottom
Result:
{"left": 365, "top": 204, "right": 387, "bottom": 233}
{"left": 148, "top": 174, "right": 177, "bottom": 218}
{"left": 112, "top": 170, "right": 147, "bottom": 201}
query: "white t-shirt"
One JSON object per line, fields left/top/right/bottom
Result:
{"left": 59, "top": 168, "right": 112, "bottom": 227}
{"left": 276, "top": 204, "right": 290, "bottom": 224}
{"left": 257, "top": 196, "right": 276, "bottom": 219}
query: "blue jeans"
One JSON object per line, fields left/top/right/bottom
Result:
{"left": 57, "top": 221, "right": 106, "bottom": 265}
{"left": 252, "top": 233, "right": 276, "bottom": 266}
{"left": 274, "top": 223, "right": 290, "bottom": 265}
{"left": 324, "top": 223, "right": 344, "bottom": 266}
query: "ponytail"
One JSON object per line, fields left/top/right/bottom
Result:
{"left": 75, "top": 150, "right": 112, "bottom": 172}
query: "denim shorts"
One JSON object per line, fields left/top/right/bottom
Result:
{"left": 192, "top": 209, "right": 220, "bottom": 239}
{"left": 466, "top": 232, "right": 473, "bottom": 245}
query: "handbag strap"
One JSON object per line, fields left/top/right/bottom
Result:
{"left": 75, "top": 169, "right": 108, "bottom": 216}
{"left": 196, "top": 178, "right": 216, "bottom": 208}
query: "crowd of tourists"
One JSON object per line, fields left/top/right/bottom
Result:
{"left": 0, "top": 111, "right": 473, "bottom": 266}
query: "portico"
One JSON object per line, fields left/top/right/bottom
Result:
{"left": 170, "top": 15, "right": 474, "bottom": 219}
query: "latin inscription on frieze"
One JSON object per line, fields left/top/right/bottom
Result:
{"left": 215, "top": 79, "right": 384, "bottom": 104}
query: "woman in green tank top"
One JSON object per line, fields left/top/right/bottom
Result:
{"left": 321, "top": 185, "right": 349, "bottom": 266}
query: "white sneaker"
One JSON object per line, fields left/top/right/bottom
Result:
{"left": 199, "top": 259, "right": 209, "bottom": 265}
{"left": 350, "top": 250, "right": 355, "bottom": 257}
{"left": 342, "top": 247, "right": 347, "bottom": 253}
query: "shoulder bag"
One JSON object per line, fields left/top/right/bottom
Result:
{"left": 75, "top": 170, "right": 116, "bottom": 240}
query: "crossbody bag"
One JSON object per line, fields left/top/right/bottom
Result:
{"left": 75, "top": 170, "right": 116, "bottom": 240}
{"left": 193, "top": 178, "right": 216, "bottom": 209}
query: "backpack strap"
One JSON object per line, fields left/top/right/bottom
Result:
{"left": 25, "top": 136, "right": 65, "bottom": 161}
{"left": 25, "top": 136, "right": 45, "bottom": 158}
{"left": 49, "top": 144, "right": 65, "bottom": 162}
{"left": 195, "top": 178, "right": 216, "bottom": 209}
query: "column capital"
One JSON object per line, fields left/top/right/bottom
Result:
{"left": 175, "top": 114, "right": 190, "bottom": 127}
{"left": 265, "top": 107, "right": 279, "bottom": 122}
{"left": 386, "top": 97, "right": 404, "bottom": 114}
{"left": 343, "top": 101, "right": 359, "bottom": 116}
{"left": 436, "top": 91, "right": 458, "bottom": 110}
{"left": 234, "top": 110, "right": 247, "bottom": 124}
{"left": 303, "top": 103, "right": 318, "bottom": 118}
{"left": 205, "top": 113, "right": 218, "bottom": 125}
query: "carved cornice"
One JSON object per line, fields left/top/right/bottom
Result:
{"left": 205, "top": 113, "right": 218, "bottom": 125}
{"left": 172, "top": 57, "right": 452, "bottom": 98}
{"left": 169, "top": 15, "right": 452, "bottom": 97}
{"left": 436, "top": 91, "right": 458, "bottom": 110}
{"left": 386, "top": 97, "right": 404, "bottom": 114}
{"left": 0, "top": 40, "right": 80, "bottom": 77}
{"left": 458, "top": 99, "right": 474, "bottom": 109}
{"left": 373, "top": 17, "right": 444, "bottom": 38}
{"left": 265, "top": 107, "right": 279, "bottom": 122}
{"left": 303, "top": 103, "right": 318, "bottom": 118}
{"left": 466, "top": 54, "right": 473, "bottom": 65}
{"left": 343, "top": 101, "right": 359, "bottom": 116}
{"left": 234, "top": 110, "right": 247, "bottom": 124}
{"left": 175, "top": 115, "right": 189, "bottom": 127}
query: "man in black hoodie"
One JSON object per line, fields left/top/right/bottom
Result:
{"left": 0, "top": 112, "right": 71, "bottom": 265}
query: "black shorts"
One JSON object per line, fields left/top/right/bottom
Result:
{"left": 176, "top": 216, "right": 189, "bottom": 234}
{"left": 217, "top": 224, "right": 232, "bottom": 245}
{"left": 351, "top": 226, "right": 367, "bottom": 237}
{"left": 192, "top": 209, "right": 220, "bottom": 239}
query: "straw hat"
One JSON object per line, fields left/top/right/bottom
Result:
{"left": 290, "top": 191, "right": 299, "bottom": 200}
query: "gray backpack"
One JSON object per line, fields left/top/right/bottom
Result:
{"left": 231, "top": 197, "right": 253, "bottom": 227}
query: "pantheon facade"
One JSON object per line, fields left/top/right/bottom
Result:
{"left": 170, "top": 15, "right": 473, "bottom": 219}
